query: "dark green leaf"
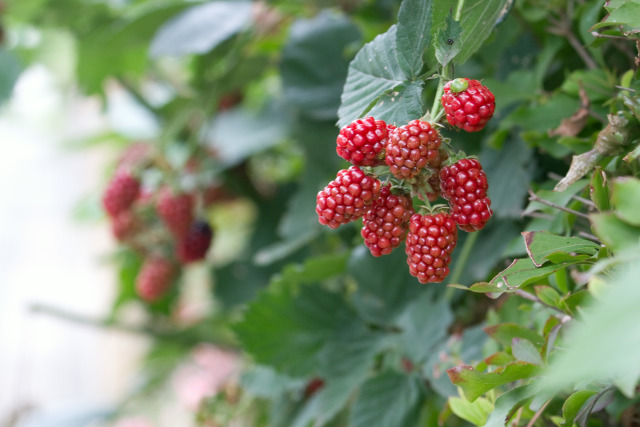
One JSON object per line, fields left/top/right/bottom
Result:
{"left": 281, "top": 11, "right": 361, "bottom": 120}
{"left": 349, "top": 371, "right": 422, "bottom": 427}
{"left": 522, "top": 231, "right": 600, "bottom": 267}
{"left": 489, "top": 257, "right": 582, "bottom": 290}
{"left": 396, "top": 0, "right": 433, "bottom": 77}
{"left": 560, "top": 289, "right": 590, "bottom": 317}
{"left": 338, "top": 26, "right": 408, "bottom": 127}
{"left": 593, "top": 3, "right": 640, "bottom": 32}
{"left": 447, "top": 362, "right": 538, "bottom": 402}
{"left": 149, "top": 1, "right": 253, "bottom": 57}
{"left": 562, "top": 390, "right": 598, "bottom": 426}
{"left": 269, "top": 252, "right": 349, "bottom": 289}
{"left": 612, "top": 178, "right": 640, "bottom": 226}
{"left": 512, "top": 338, "right": 543, "bottom": 366}
{"left": 349, "top": 245, "right": 422, "bottom": 326}
{"left": 365, "top": 81, "right": 425, "bottom": 126}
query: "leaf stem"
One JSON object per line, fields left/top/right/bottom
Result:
{"left": 454, "top": 0, "right": 465, "bottom": 21}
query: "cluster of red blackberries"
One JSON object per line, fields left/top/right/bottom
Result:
{"left": 102, "top": 143, "right": 225, "bottom": 302}
{"left": 316, "top": 78, "right": 495, "bottom": 284}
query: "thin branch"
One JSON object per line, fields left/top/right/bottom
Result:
{"left": 526, "top": 398, "right": 552, "bottom": 427}
{"left": 578, "top": 231, "right": 601, "bottom": 243}
{"left": 571, "top": 195, "right": 596, "bottom": 208}
{"left": 528, "top": 190, "right": 591, "bottom": 219}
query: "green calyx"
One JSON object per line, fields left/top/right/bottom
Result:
{"left": 449, "top": 78, "right": 469, "bottom": 94}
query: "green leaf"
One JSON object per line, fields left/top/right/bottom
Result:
{"left": 281, "top": 11, "right": 361, "bottom": 121}
{"left": 349, "top": 245, "right": 422, "bottom": 326}
{"left": 447, "top": 362, "right": 538, "bottom": 402}
{"left": 561, "top": 390, "right": 598, "bottom": 426}
{"left": 203, "top": 101, "right": 292, "bottom": 168}
{"left": 593, "top": 3, "right": 640, "bottom": 33}
{"left": 534, "top": 285, "right": 562, "bottom": 308}
{"left": 559, "top": 289, "right": 590, "bottom": 317}
{"left": 484, "top": 351, "right": 516, "bottom": 367}
{"left": 349, "top": 371, "right": 422, "bottom": 427}
{"left": 396, "top": 0, "right": 433, "bottom": 77}
{"left": 512, "top": 338, "right": 543, "bottom": 366}
{"left": 234, "top": 284, "right": 381, "bottom": 378}
{"left": 489, "top": 257, "right": 582, "bottom": 291}
{"left": 396, "top": 290, "right": 454, "bottom": 363}
{"left": 365, "top": 81, "right": 425, "bottom": 126}
{"left": 149, "top": 1, "right": 253, "bottom": 57}
{"left": 484, "top": 323, "right": 545, "bottom": 348}
{"left": 483, "top": 384, "right": 539, "bottom": 427}
{"left": 434, "top": 11, "right": 462, "bottom": 67}
{"left": 241, "top": 365, "right": 300, "bottom": 399}
{"left": 338, "top": 26, "right": 408, "bottom": 127}
{"left": 449, "top": 396, "right": 493, "bottom": 426}
{"left": 612, "top": 178, "right": 640, "bottom": 226}
{"left": 269, "top": 252, "right": 349, "bottom": 289}
{"left": 536, "top": 263, "right": 640, "bottom": 398}
{"left": 590, "top": 213, "right": 640, "bottom": 253}
{"left": 522, "top": 231, "right": 600, "bottom": 267}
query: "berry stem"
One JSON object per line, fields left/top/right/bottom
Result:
{"left": 424, "top": 63, "right": 454, "bottom": 124}
{"left": 444, "top": 230, "right": 479, "bottom": 300}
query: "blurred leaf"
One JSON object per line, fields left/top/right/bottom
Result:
{"left": 534, "top": 285, "right": 562, "bottom": 308}
{"left": 612, "top": 177, "right": 640, "bottom": 226}
{"left": 559, "top": 289, "right": 590, "bottom": 317}
{"left": 204, "top": 102, "right": 292, "bottom": 168}
{"left": 447, "top": 362, "right": 538, "bottom": 402}
{"left": 561, "top": 390, "right": 598, "bottom": 426}
{"left": 149, "top": 1, "right": 253, "bottom": 57}
{"left": 523, "top": 180, "right": 588, "bottom": 215}
{"left": 449, "top": 395, "right": 493, "bottom": 426}
{"left": 481, "top": 135, "right": 533, "bottom": 219}
{"left": 234, "top": 284, "right": 382, "bottom": 378}
{"left": 396, "top": 289, "right": 453, "bottom": 363}
{"left": 281, "top": 11, "right": 361, "bottom": 120}
{"left": 269, "top": 252, "right": 349, "bottom": 289}
{"left": 484, "top": 323, "right": 545, "bottom": 348}
{"left": 349, "top": 245, "right": 422, "bottom": 326}
{"left": 590, "top": 168, "right": 610, "bottom": 211}
{"left": 241, "top": 365, "right": 301, "bottom": 398}
{"left": 536, "top": 263, "right": 640, "bottom": 397}
{"left": 590, "top": 213, "right": 640, "bottom": 253}
{"left": 0, "top": 48, "right": 22, "bottom": 103}
{"left": 338, "top": 26, "right": 408, "bottom": 127}
{"left": 396, "top": 0, "right": 433, "bottom": 76}
{"left": 349, "top": 371, "right": 422, "bottom": 427}
{"left": 512, "top": 338, "right": 543, "bottom": 366}
{"left": 484, "top": 351, "right": 516, "bottom": 367}
{"left": 483, "top": 384, "right": 538, "bottom": 427}
{"left": 522, "top": 231, "right": 600, "bottom": 267}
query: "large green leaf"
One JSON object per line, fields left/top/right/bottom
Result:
{"left": 396, "top": 0, "right": 433, "bottom": 77}
{"left": 365, "top": 81, "right": 425, "bottom": 127}
{"left": 522, "top": 231, "right": 600, "bottom": 267}
{"left": 234, "top": 284, "right": 382, "bottom": 378}
{"left": 590, "top": 213, "right": 640, "bottom": 253}
{"left": 612, "top": 178, "right": 640, "bottom": 226}
{"left": 149, "top": 1, "right": 253, "bottom": 57}
{"left": 349, "top": 245, "right": 422, "bottom": 326}
{"left": 337, "top": 26, "right": 408, "bottom": 127}
{"left": 349, "top": 371, "right": 423, "bottom": 427}
{"left": 281, "top": 11, "right": 361, "bottom": 120}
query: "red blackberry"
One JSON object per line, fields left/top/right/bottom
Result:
{"left": 176, "top": 220, "right": 213, "bottom": 264}
{"left": 441, "top": 78, "right": 495, "bottom": 132}
{"left": 405, "top": 212, "right": 458, "bottom": 284}
{"left": 336, "top": 117, "right": 393, "bottom": 166}
{"left": 361, "top": 185, "right": 414, "bottom": 257}
{"left": 440, "top": 158, "right": 492, "bottom": 232}
{"left": 136, "top": 256, "right": 175, "bottom": 302}
{"left": 102, "top": 171, "right": 140, "bottom": 217}
{"left": 385, "top": 120, "right": 442, "bottom": 180}
{"left": 316, "top": 166, "right": 381, "bottom": 229}
{"left": 157, "top": 189, "right": 194, "bottom": 238}
{"left": 111, "top": 211, "right": 138, "bottom": 242}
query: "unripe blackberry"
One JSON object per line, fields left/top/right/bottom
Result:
{"left": 136, "top": 256, "right": 175, "bottom": 302}
{"left": 405, "top": 212, "right": 458, "bottom": 283}
{"left": 316, "top": 166, "right": 382, "bottom": 229}
{"left": 361, "top": 185, "right": 414, "bottom": 257}
{"left": 441, "top": 78, "right": 495, "bottom": 132}
{"left": 336, "top": 117, "right": 393, "bottom": 166}
{"left": 157, "top": 189, "right": 194, "bottom": 238}
{"left": 102, "top": 171, "right": 140, "bottom": 217}
{"left": 440, "top": 158, "right": 492, "bottom": 232}
{"left": 385, "top": 120, "right": 442, "bottom": 180}
{"left": 176, "top": 220, "right": 213, "bottom": 264}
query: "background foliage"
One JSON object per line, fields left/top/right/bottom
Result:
{"left": 4, "top": 0, "right": 640, "bottom": 425}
